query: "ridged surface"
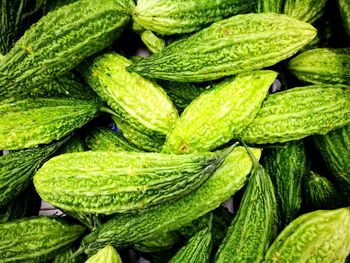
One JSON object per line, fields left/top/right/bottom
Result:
{"left": 239, "top": 85, "right": 350, "bottom": 144}
{"left": 162, "top": 71, "right": 277, "bottom": 154}
{"left": 56, "top": 134, "right": 85, "bottom": 154}
{"left": 264, "top": 208, "right": 350, "bottom": 262}
{"left": 79, "top": 53, "right": 178, "bottom": 138}
{"left": 134, "top": 231, "right": 180, "bottom": 253}
{"left": 129, "top": 13, "right": 316, "bottom": 82}
{"left": 0, "top": 98, "right": 100, "bottom": 150}
{"left": 53, "top": 247, "right": 80, "bottom": 263}
{"left": 262, "top": 140, "right": 307, "bottom": 226}
{"left": 0, "top": 140, "right": 63, "bottom": 208}
{"left": 304, "top": 171, "right": 345, "bottom": 210}
{"left": 339, "top": 0, "right": 350, "bottom": 38}
{"left": 112, "top": 116, "right": 164, "bottom": 152}
{"left": 78, "top": 146, "right": 261, "bottom": 254}
{"left": 133, "top": 0, "right": 254, "bottom": 35}
{"left": 85, "top": 126, "right": 140, "bottom": 152}
{"left": 169, "top": 222, "right": 212, "bottom": 263}
{"left": 214, "top": 162, "right": 278, "bottom": 263}
{"left": 34, "top": 149, "right": 229, "bottom": 214}
{"left": 0, "top": 217, "right": 85, "bottom": 262}
{"left": 288, "top": 48, "right": 350, "bottom": 85}
{"left": 141, "top": 31, "right": 166, "bottom": 54}
{"left": 256, "top": 0, "right": 283, "bottom": 13}
{"left": 313, "top": 124, "right": 350, "bottom": 194}
{"left": 85, "top": 245, "right": 122, "bottom": 263}
{"left": 284, "top": 0, "right": 327, "bottom": 23}
{"left": 0, "top": 0, "right": 130, "bottom": 100}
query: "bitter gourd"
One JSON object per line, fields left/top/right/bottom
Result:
{"left": 56, "top": 134, "right": 86, "bottom": 154}
{"left": 0, "top": 139, "right": 64, "bottom": 208}
{"left": 162, "top": 70, "right": 277, "bottom": 154}
{"left": 0, "top": 0, "right": 130, "bottom": 100}
{"left": 304, "top": 171, "right": 346, "bottom": 210}
{"left": 264, "top": 208, "right": 350, "bottom": 262}
{"left": 214, "top": 150, "right": 278, "bottom": 263}
{"left": 288, "top": 48, "right": 350, "bottom": 85}
{"left": 141, "top": 31, "right": 166, "bottom": 54}
{"left": 79, "top": 52, "right": 178, "bottom": 139}
{"left": 53, "top": 247, "right": 82, "bottom": 263}
{"left": 84, "top": 126, "right": 140, "bottom": 152}
{"left": 0, "top": 98, "right": 101, "bottom": 150}
{"left": 133, "top": 0, "right": 254, "bottom": 35}
{"left": 0, "top": 216, "right": 85, "bottom": 262}
{"left": 34, "top": 147, "right": 232, "bottom": 214}
{"left": 129, "top": 13, "right": 316, "bottom": 82}
{"left": 133, "top": 231, "right": 181, "bottom": 253}
{"left": 284, "top": 0, "right": 327, "bottom": 24}
{"left": 256, "top": 0, "right": 283, "bottom": 13}
{"left": 75, "top": 146, "right": 260, "bottom": 254}
{"left": 85, "top": 245, "right": 122, "bottom": 263}
{"left": 339, "top": 0, "right": 350, "bottom": 38}
{"left": 239, "top": 85, "right": 350, "bottom": 144}
{"left": 313, "top": 124, "right": 350, "bottom": 195}
{"left": 262, "top": 140, "right": 307, "bottom": 226}
{"left": 169, "top": 219, "right": 212, "bottom": 263}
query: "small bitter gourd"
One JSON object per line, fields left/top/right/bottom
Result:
{"left": 339, "top": 0, "right": 350, "bottom": 38}
{"left": 129, "top": 13, "right": 316, "bottom": 82}
{"left": 313, "top": 124, "right": 350, "bottom": 195}
{"left": 256, "top": 0, "right": 283, "bottom": 13}
{"left": 304, "top": 171, "right": 346, "bottom": 210}
{"left": 75, "top": 146, "right": 261, "bottom": 255}
{"left": 288, "top": 48, "right": 350, "bottom": 85}
{"left": 0, "top": 217, "right": 85, "bottom": 262}
{"left": 85, "top": 245, "right": 122, "bottom": 263}
{"left": 34, "top": 147, "right": 233, "bottom": 214}
{"left": 0, "top": 0, "right": 130, "bottom": 100}
{"left": 133, "top": 0, "right": 254, "bottom": 35}
{"left": 262, "top": 140, "right": 307, "bottom": 226}
{"left": 141, "top": 31, "right": 166, "bottom": 54}
{"left": 239, "top": 85, "right": 350, "bottom": 144}
{"left": 284, "top": 0, "right": 328, "bottom": 24}
{"left": 0, "top": 98, "right": 101, "bottom": 150}
{"left": 214, "top": 149, "right": 278, "bottom": 263}
{"left": 56, "top": 134, "right": 86, "bottom": 155}
{"left": 162, "top": 70, "right": 277, "bottom": 154}
{"left": 78, "top": 52, "right": 179, "bottom": 139}
{"left": 264, "top": 208, "right": 350, "bottom": 262}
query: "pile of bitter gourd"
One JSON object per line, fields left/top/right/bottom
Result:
{"left": 0, "top": 0, "right": 349, "bottom": 262}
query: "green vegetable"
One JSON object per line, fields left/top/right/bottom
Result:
{"left": 264, "top": 208, "right": 350, "bottom": 262}
{"left": 141, "top": 30, "right": 166, "bottom": 53}
{"left": 284, "top": 0, "right": 327, "bottom": 24}
{"left": 129, "top": 13, "right": 316, "bottom": 82}
{"left": 75, "top": 146, "right": 260, "bottom": 255}
{"left": 79, "top": 52, "right": 179, "bottom": 139}
{"left": 214, "top": 148, "right": 278, "bottom": 263}
{"left": 84, "top": 126, "right": 140, "bottom": 152}
{"left": 262, "top": 140, "right": 307, "bottom": 226}
{"left": 313, "top": 124, "right": 350, "bottom": 195}
{"left": 0, "top": 98, "right": 101, "bottom": 150}
{"left": 339, "top": 0, "right": 350, "bottom": 38}
{"left": 133, "top": 0, "right": 254, "bottom": 35}
{"left": 34, "top": 147, "right": 233, "bottom": 214}
{"left": 0, "top": 0, "right": 130, "bottom": 100}
{"left": 56, "top": 134, "right": 86, "bottom": 154}
{"left": 0, "top": 139, "right": 64, "bottom": 208}
{"left": 288, "top": 48, "right": 350, "bottom": 85}
{"left": 85, "top": 245, "right": 122, "bottom": 263}
{"left": 162, "top": 71, "right": 277, "bottom": 154}
{"left": 169, "top": 218, "right": 212, "bottom": 263}
{"left": 304, "top": 171, "right": 346, "bottom": 210}
{"left": 239, "top": 85, "right": 350, "bottom": 144}
{"left": 53, "top": 247, "right": 82, "bottom": 263}
{"left": 133, "top": 231, "right": 181, "bottom": 253}
{"left": 256, "top": 0, "right": 283, "bottom": 13}
{"left": 0, "top": 217, "right": 85, "bottom": 262}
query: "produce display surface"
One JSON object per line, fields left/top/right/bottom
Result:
{"left": 0, "top": 0, "right": 349, "bottom": 263}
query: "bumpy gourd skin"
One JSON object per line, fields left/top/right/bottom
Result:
{"left": 313, "top": 124, "right": 350, "bottom": 196}
{"left": 85, "top": 245, "right": 122, "bottom": 263}
{"left": 339, "top": 0, "right": 350, "bottom": 38}
{"left": 34, "top": 149, "right": 228, "bottom": 214}
{"left": 239, "top": 85, "right": 350, "bottom": 144}
{"left": 129, "top": 13, "right": 316, "bottom": 82}
{"left": 262, "top": 140, "right": 307, "bottom": 227}
{"left": 0, "top": 217, "right": 85, "bottom": 262}
{"left": 256, "top": 0, "right": 283, "bottom": 13}
{"left": 133, "top": 0, "right": 254, "bottom": 35}
{"left": 0, "top": 0, "right": 130, "bottom": 100}
{"left": 133, "top": 231, "right": 180, "bottom": 253}
{"left": 284, "top": 0, "right": 328, "bottom": 24}
{"left": 79, "top": 53, "right": 179, "bottom": 139}
{"left": 288, "top": 48, "right": 350, "bottom": 85}
{"left": 264, "top": 208, "right": 350, "bottom": 263}
{"left": 162, "top": 70, "right": 277, "bottom": 154}
{"left": 77, "top": 147, "right": 261, "bottom": 255}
